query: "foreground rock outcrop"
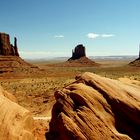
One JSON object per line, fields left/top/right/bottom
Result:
{"left": 0, "top": 86, "right": 34, "bottom": 140}
{"left": 47, "top": 72, "right": 140, "bottom": 140}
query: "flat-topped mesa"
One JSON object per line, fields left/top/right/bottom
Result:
{"left": 71, "top": 44, "right": 86, "bottom": 60}
{"left": 0, "top": 33, "right": 19, "bottom": 56}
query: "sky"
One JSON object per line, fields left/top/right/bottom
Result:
{"left": 0, "top": 0, "right": 140, "bottom": 59}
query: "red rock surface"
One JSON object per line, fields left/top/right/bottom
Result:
{"left": 0, "top": 33, "right": 19, "bottom": 56}
{"left": 66, "top": 56, "right": 100, "bottom": 67}
{"left": 46, "top": 72, "right": 140, "bottom": 140}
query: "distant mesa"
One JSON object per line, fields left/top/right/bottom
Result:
{"left": 46, "top": 44, "right": 100, "bottom": 67}
{"left": 129, "top": 44, "right": 140, "bottom": 66}
{"left": 67, "top": 44, "right": 100, "bottom": 66}
{"left": 0, "top": 32, "right": 39, "bottom": 76}
{"left": 69, "top": 44, "right": 86, "bottom": 60}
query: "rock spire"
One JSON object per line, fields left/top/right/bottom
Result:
{"left": 0, "top": 33, "right": 19, "bottom": 56}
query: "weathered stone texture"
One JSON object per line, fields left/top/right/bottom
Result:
{"left": 46, "top": 72, "right": 140, "bottom": 140}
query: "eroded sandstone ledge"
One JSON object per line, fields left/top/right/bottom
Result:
{"left": 46, "top": 72, "right": 140, "bottom": 140}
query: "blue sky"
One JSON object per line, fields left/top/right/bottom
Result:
{"left": 0, "top": 0, "right": 140, "bottom": 58}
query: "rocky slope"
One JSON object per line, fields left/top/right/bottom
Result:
{"left": 129, "top": 57, "right": 140, "bottom": 67}
{"left": 0, "top": 86, "right": 34, "bottom": 140}
{"left": 47, "top": 72, "right": 140, "bottom": 140}
{"left": 66, "top": 56, "right": 100, "bottom": 67}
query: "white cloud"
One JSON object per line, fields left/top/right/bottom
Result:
{"left": 101, "top": 34, "right": 115, "bottom": 38}
{"left": 87, "top": 33, "right": 99, "bottom": 39}
{"left": 87, "top": 33, "right": 115, "bottom": 39}
{"left": 54, "top": 35, "right": 64, "bottom": 38}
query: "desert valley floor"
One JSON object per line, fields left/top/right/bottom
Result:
{"left": 1, "top": 59, "right": 140, "bottom": 140}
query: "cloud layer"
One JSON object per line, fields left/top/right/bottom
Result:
{"left": 87, "top": 33, "right": 115, "bottom": 39}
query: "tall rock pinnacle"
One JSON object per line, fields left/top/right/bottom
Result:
{"left": 0, "top": 33, "right": 19, "bottom": 56}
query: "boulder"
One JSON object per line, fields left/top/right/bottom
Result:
{"left": 47, "top": 72, "right": 140, "bottom": 140}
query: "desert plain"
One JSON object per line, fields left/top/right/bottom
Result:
{"left": 1, "top": 58, "right": 140, "bottom": 139}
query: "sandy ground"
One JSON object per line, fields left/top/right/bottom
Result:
{"left": 1, "top": 59, "right": 140, "bottom": 116}
{"left": 1, "top": 59, "right": 140, "bottom": 139}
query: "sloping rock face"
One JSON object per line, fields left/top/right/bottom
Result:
{"left": 0, "top": 56, "right": 39, "bottom": 76}
{"left": 67, "top": 44, "right": 99, "bottom": 66}
{"left": 129, "top": 58, "right": 140, "bottom": 66}
{"left": 67, "top": 56, "right": 99, "bottom": 67}
{"left": 0, "top": 86, "right": 34, "bottom": 140}
{"left": 0, "top": 33, "right": 19, "bottom": 56}
{"left": 46, "top": 72, "right": 140, "bottom": 140}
